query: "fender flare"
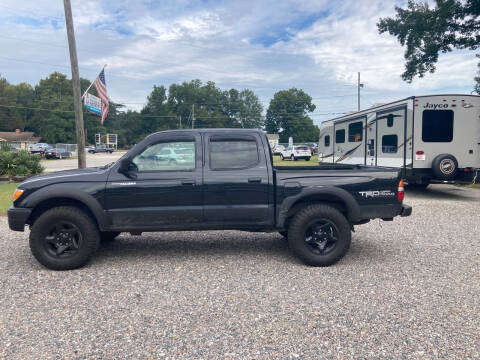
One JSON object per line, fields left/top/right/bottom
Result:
{"left": 20, "top": 186, "right": 110, "bottom": 231}
{"left": 277, "top": 186, "right": 361, "bottom": 227}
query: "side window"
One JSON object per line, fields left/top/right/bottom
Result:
{"left": 382, "top": 135, "right": 398, "bottom": 153}
{"left": 324, "top": 135, "right": 330, "bottom": 147}
{"left": 336, "top": 129, "right": 345, "bottom": 143}
{"left": 132, "top": 140, "right": 196, "bottom": 171}
{"left": 348, "top": 121, "right": 363, "bottom": 142}
{"left": 422, "top": 110, "right": 454, "bottom": 142}
{"left": 210, "top": 137, "right": 259, "bottom": 170}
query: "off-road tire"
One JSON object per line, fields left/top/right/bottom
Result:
{"left": 100, "top": 231, "right": 121, "bottom": 242}
{"left": 29, "top": 206, "right": 100, "bottom": 270}
{"left": 287, "top": 204, "right": 351, "bottom": 266}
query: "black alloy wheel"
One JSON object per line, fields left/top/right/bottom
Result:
{"left": 304, "top": 219, "right": 338, "bottom": 256}
{"left": 43, "top": 221, "right": 83, "bottom": 258}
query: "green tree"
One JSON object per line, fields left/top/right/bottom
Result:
{"left": 378, "top": 0, "right": 480, "bottom": 89}
{"left": 265, "top": 88, "right": 319, "bottom": 143}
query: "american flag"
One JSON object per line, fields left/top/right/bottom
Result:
{"left": 94, "top": 69, "right": 109, "bottom": 124}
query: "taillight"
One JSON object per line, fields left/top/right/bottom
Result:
{"left": 296, "top": 150, "right": 299, "bottom": 154}
{"left": 416, "top": 151, "right": 424, "bottom": 155}
{"left": 398, "top": 180, "right": 404, "bottom": 203}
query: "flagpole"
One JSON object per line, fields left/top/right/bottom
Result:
{"left": 81, "top": 64, "right": 107, "bottom": 99}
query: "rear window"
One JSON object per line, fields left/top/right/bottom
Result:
{"left": 295, "top": 146, "right": 309, "bottom": 150}
{"left": 422, "top": 110, "right": 454, "bottom": 142}
{"left": 210, "top": 137, "right": 259, "bottom": 170}
{"left": 336, "top": 129, "right": 345, "bottom": 143}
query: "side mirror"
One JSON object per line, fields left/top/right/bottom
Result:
{"left": 119, "top": 158, "right": 137, "bottom": 178}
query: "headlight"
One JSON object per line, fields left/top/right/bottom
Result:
{"left": 13, "top": 189, "right": 24, "bottom": 201}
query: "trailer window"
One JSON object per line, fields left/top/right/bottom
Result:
{"left": 387, "top": 114, "right": 394, "bottom": 127}
{"left": 348, "top": 122, "right": 363, "bottom": 142}
{"left": 422, "top": 110, "right": 454, "bottom": 142}
{"left": 324, "top": 135, "right": 330, "bottom": 147}
{"left": 382, "top": 135, "right": 398, "bottom": 154}
{"left": 335, "top": 129, "right": 345, "bottom": 143}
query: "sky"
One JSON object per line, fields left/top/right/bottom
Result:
{"left": 0, "top": 0, "right": 478, "bottom": 125}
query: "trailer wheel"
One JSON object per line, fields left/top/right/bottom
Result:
{"left": 432, "top": 154, "right": 458, "bottom": 181}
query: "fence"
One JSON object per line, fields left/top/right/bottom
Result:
{"left": 53, "top": 143, "right": 78, "bottom": 156}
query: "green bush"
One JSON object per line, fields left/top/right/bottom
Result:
{"left": 0, "top": 147, "right": 44, "bottom": 178}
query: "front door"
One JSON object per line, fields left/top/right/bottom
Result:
{"left": 105, "top": 133, "right": 203, "bottom": 230}
{"left": 203, "top": 133, "right": 270, "bottom": 227}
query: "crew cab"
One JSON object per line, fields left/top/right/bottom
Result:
{"left": 8, "top": 129, "right": 411, "bottom": 270}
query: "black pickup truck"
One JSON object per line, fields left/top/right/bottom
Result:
{"left": 8, "top": 129, "right": 411, "bottom": 270}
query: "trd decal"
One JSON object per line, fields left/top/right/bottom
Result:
{"left": 359, "top": 190, "right": 395, "bottom": 198}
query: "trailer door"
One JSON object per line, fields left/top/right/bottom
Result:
{"left": 365, "top": 116, "right": 376, "bottom": 166}
{"left": 376, "top": 106, "right": 407, "bottom": 168}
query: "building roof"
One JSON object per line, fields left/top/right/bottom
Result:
{"left": 0, "top": 131, "right": 39, "bottom": 142}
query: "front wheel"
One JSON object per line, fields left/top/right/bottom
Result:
{"left": 29, "top": 206, "right": 100, "bottom": 270}
{"left": 280, "top": 154, "right": 284, "bottom": 160}
{"left": 287, "top": 204, "right": 351, "bottom": 266}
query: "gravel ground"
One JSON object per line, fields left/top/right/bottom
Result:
{"left": 0, "top": 184, "right": 479, "bottom": 359}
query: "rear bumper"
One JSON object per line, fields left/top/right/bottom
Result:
{"left": 359, "top": 203, "right": 412, "bottom": 221}
{"left": 7, "top": 207, "right": 31, "bottom": 232}
{"left": 400, "top": 204, "right": 412, "bottom": 217}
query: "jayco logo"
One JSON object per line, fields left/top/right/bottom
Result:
{"left": 423, "top": 102, "right": 448, "bottom": 109}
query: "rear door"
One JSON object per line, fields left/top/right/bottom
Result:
{"left": 203, "top": 133, "right": 270, "bottom": 227}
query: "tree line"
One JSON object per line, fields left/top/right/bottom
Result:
{"left": 0, "top": 72, "right": 320, "bottom": 147}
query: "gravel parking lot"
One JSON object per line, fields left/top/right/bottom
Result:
{"left": 0, "top": 185, "right": 479, "bottom": 359}
{"left": 41, "top": 152, "right": 125, "bottom": 172}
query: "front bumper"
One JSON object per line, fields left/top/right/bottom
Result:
{"left": 7, "top": 207, "right": 32, "bottom": 232}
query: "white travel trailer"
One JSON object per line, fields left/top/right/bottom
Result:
{"left": 318, "top": 94, "right": 480, "bottom": 185}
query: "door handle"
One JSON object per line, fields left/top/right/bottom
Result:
{"left": 248, "top": 177, "right": 262, "bottom": 183}
{"left": 181, "top": 180, "right": 196, "bottom": 186}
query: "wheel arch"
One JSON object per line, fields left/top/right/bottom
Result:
{"left": 24, "top": 189, "right": 109, "bottom": 231}
{"left": 278, "top": 187, "right": 361, "bottom": 228}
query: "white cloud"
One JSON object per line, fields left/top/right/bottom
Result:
{"left": 0, "top": 0, "right": 477, "bottom": 124}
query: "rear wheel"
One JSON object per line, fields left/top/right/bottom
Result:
{"left": 29, "top": 206, "right": 100, "bottom": 270}
{"left": 287, "top": 204, "right": 351, "bottom": 266}
{"left": 280, "top": 154, "right": 284, "bottom": 160}
{"left": 290, "top": 154, "right": 295, "bottom": 161}
{"left": 305, "top": 157, "right": 311, "bottom": 161}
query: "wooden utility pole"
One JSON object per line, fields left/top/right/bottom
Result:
{"left": 63, "top": 0, "right": 86, "bottom": 168}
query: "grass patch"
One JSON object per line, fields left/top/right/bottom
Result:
{"left": 273, "top": 154, "right": 318, "bottom": 166}
{"left": 0, "top": 182, "right": 19, "bottom": 215}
